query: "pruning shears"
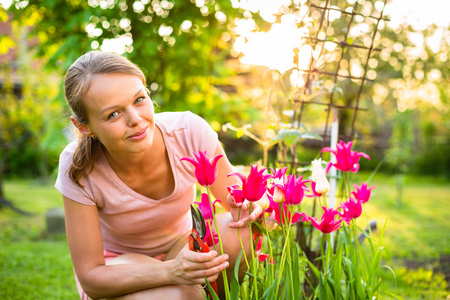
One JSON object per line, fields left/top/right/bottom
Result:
{"left": 189, "top": 204, "right": 218, "bottom": 298}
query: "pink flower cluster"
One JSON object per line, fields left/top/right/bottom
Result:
{"left": 181, "top": 140, "right": 376, "bottom": 262}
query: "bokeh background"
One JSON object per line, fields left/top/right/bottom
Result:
{"left": 0, "top": 0, "right": 448, "bottom": 298}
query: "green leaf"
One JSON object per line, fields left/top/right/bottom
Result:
{"left": 331, "top": 239, "right": 343, "bottom": 296}
{"left": 302, "top": 132, "right": 323, "bottom": 141}
{"left": 262, "top": 278, "right": 278, "bottom": 300}
{"left": 306, "top": 259, "right": 321, "bottom": 279}
{"left": 205, "top": 280, "right": 220, "bottom": 300}
{"left": 230, "top": 250, "right": 243, "bottom": 300}
{"left": 276, "top": 128, "right": 303, "bottom": 146}
{"left": 353, "top": 223, "right": 373, "bottom": 242}
{"left": 292, "top": 243, "right": 302, "bottom": 299}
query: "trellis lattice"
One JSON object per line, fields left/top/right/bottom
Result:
{"left": 275, "top": 0, "right": 389, "bottom": 171}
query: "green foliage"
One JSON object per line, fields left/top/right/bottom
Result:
{"left": 7, "top": 0, "right": 256, "bottom": 126}
{"left": 384, "top": 110, "right": 415, "bottom": 173}
{"left": 379, "top": 267, "right": 449, "bottom": 299}
{"left": 359, "top": 172, "right": 450, "bottom": 261}
{"left": 0, "top": 58, "right": 65, "bottom": 180}
{"left": 414, "top": 141, "right": 450, "bottom": 177}
{"left": 1, "top": 176, "right": 449, "bottom": 298}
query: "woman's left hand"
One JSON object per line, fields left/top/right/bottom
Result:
{"left": 227, "top": 194, "right": 263, "bottom": 229}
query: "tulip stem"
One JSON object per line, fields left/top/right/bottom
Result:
{"left": 287, "top": 206, "right": 295, "bottom": 298}
{"left": 206, "top": 188, "right": 230, "bottom": 300}
{"left": 237, "top": 207, "right": 250, "bottom": 270}
{"left": 274, "top": 211, "right": 293, "bottom": 297}
{"left": 208, "top": 220, "right": 218, "bottom": 253}
{"left": 344, "top": 172, "right": 351, "bottom": 199}
{"left": 279, "top": 203, "right": 287, "bottom": 240}
{"left": 263, "top": 213, "right": 274, "bottom": 282}
{"left": 248, "top": 202, "right": 258, "bottom": 300}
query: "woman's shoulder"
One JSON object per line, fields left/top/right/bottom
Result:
{"left": 156, "top": 111, "right": 218, "bottom": 157}
{"left": 156, "top": 110, "right": 200, "bottom": 123}
{"left": 59, "top": 140, "right": 79, "bottom": 162}
{"left": 156, "top": 111, "right": 210, "bottom": 132}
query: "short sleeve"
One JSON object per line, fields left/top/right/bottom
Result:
{"left": 54, "top": 141, "right": 96, "bottom": 206}
{"left": 185, "top": 111, "right": 219, "bottom": 157}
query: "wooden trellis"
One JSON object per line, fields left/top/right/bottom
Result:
{"left": 276, "top": 0, "right": 389, "bottom": 171}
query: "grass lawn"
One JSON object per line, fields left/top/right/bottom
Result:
{"left": 354, "top": 172, "right": 450, "bottom": 299}
{"left": 0, "top": 180, "right": 79, "bottom": 299}
{"left": 0, "top": 174, "right": 449, "bottom": 299}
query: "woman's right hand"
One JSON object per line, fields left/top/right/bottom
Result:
{"left": 170, "top": 245, "right": 229, "bottom": 285}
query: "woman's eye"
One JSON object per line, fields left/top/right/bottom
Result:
{"left": 135, "top": 97, "right": 145, "bottom": 104}
{"left": 108, "top": 111, "right": 119, "bottom": 119}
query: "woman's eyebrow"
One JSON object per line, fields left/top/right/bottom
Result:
{"left": 100, "top": 105, "right": 118, "bottom": 115}
{"left": 99, "top": 88, "right": 144, "bottom": 115}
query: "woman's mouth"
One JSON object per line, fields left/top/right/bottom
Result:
{"left": 128, "top": 127, "right": 148, "bottom": 141}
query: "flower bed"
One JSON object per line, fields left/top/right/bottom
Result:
{"left": 183, "top": 140, "right": 387, "bottom": 299}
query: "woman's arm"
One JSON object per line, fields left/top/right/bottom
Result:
{"left": 63, "top": 196, "right": 228, "bottom": 299}
{"left": 209, "top": 143, "right": 262, "bottom": 228}
{"left": 209, "top": 143, "right": 239, "bottom": 211}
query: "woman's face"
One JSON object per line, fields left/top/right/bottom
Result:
{"left": 81, "top": 73, "right": 156, "bottom": 157}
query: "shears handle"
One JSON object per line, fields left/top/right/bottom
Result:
{"left": 188, "top": 228, "right": 210, "bottom": 252}
{"left": 188, "top": 228, "right": 218, "bottom": 298}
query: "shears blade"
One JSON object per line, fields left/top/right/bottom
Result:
{"left": 190, "top": 204, "right": 207, "bottom": 240}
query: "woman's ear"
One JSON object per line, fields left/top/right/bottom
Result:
{"left": 70, "top": 116, "right": 92, "bottom": 136}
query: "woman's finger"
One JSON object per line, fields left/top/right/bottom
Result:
{"left": 228, "top": 217, "right": 250, "bottom": 228}
{"left": 249, "top": 203, "right": 263, "bottom": 221}
{"left": 184, "top": 252, "right": 228, "bottom": 270}
{"left": 191, "top": 260, "right": 229, "bottom": 279}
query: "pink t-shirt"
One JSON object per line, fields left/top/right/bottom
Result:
{"left": 55, "top": 111, "right": 218, "bottom": 256}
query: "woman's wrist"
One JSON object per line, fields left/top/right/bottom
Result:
{"left": 161, "top": 259, "right": 177, "bottom": 286}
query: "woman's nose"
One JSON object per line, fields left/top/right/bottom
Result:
{"left": 127, "top": 107, "right": 142, "bottom": 127}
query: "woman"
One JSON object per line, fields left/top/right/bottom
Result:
{"left": 55, "top": 51, "right": 261, "bottom": 299}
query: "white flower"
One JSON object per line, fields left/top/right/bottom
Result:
{"left": 311, "top": 158, "right": 330, "bottom": 194}
{"left": 256, "top": 192, "right": 271, "bottom": 210}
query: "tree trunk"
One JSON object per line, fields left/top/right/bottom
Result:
{"left": 0, "top": 147, "right": 6, "bottom": 201}
{"left": 0, "top": 147, "right": 31, "bottom": 215}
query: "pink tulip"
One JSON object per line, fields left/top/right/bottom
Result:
{"left": 194, "top": 193, "right": 221, "bottom": 221}
{"left": 269, "top": 168, "right": 288, "bottom": 203}
{"left": 255, "top": 235, "right": 275, "bottom": 264}
{"left": 264, "top": 193, "right": 277, "bottom": 215}
{"left": 270, "top": 167, "right": 288, "bottom": 181}
{"left": 302, "top": 206, "right": 343, "bottom": 234}
{"left": 322, "top": 140, "right": 370, "bottom": 173}
{"left": 284, "top": 174, "right": 309, "bottom": 206}
{"left": 204, "top": 221, "right": 219, "bottom": 247}
{"left": 228, "top": 164, "right": 272, "bottom": 202}
{"left": 338, "top": 197, "right": 362, "bottom": 224}
{"left": 306, "top": 181, "right": 323, "bottom": 197}
{"left": 227, "top": 184, "right": 245, "bottom": 205}
{"left": 272, "top": 185, "right": 286, "bottom": 203}
{"left": 351, "top": 183, "right": 376, "bottom": 203}
{"left": 181, "top": 151, "right": 223, "bottom": 187}
{"left": 273, "top": 202, "right": 303, "bottom": 225}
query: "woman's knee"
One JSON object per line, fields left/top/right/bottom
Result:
{"left": 214, "top": 213, "right": 252, "bottom": 274}
{"left": 216, "top": 213, "right": 252, "bottom": 253}
{"left": 107, "top": 284, "right": 203, "bottom": 300}
{"left": 106, "top": 253, "right": 161, "bottom": 266}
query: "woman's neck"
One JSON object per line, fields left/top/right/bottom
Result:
{"left": 103, "top": 126, "right": 165, "bottom": 178}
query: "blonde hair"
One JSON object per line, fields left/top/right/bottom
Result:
{"left": 64, "top": 51, "right": 146, "bottom": 185}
